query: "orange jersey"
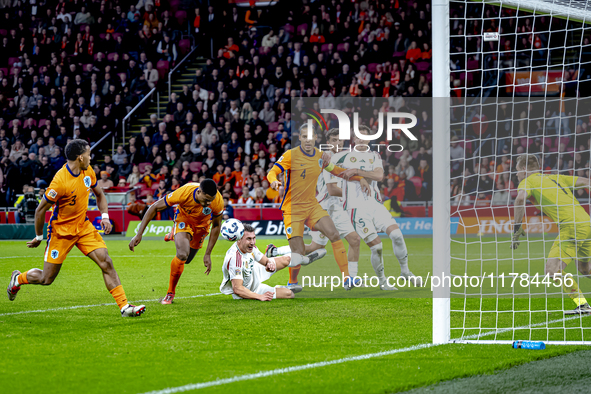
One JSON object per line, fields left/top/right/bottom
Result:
{"left": 45, "top": 164, "right": 97, "bottom": 237}
{"left": 268, "top": 146, "right": 324, "bottom": 213}
{"left": 164, "top": 182, "right": 224, "bottom": 227}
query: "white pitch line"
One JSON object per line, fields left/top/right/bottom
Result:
{"left": 139, "top": 313, "right": 591, "bottom": 394}
{"left": 0, "top": 293, "right": 223, "bottom": 316}
{"left": 0, "top": 255, "right": 227, "bottom": 259}
{"left": 458, "top": 314, "right": 591, "bottom": 341}
{"left": 139, "top": 342, "right": 438, "bottom": 394}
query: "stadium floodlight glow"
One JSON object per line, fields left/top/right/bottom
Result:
{"left": 434, "top": 0, "right": 591, "bottom": 345}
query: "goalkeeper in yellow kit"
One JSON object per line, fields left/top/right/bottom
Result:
{"left": 512, "top": 154, "right": 591, "bottom": 314}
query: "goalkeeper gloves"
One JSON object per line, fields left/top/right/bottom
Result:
{"left": 511, "top": 224, "right": 525, "bottom": 250}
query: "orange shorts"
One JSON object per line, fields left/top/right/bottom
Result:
{"left": 283, "top": 203, "right": 329, "bottom": 239}
{"left": 45, "top": 220, "right": 107, "bottom": 264}
{"left": 173, "top": 210, "right": 210, "bottom": 250}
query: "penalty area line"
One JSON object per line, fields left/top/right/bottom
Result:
{"left": 139, "top": 314, "right": 591, "bottom": 394}
{"left": 0, "top": 293, "right": 223, "bottom": 317}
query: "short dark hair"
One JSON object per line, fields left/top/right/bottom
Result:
{"left": 65, "top": 139, "right": 89, "bottom": 161}
{"left": 325, "top": 128, "right": 339, "bottom": 140}
{"left": 200, "top": 178, "right": 217, "bottom": 197}
{"left": 243, "top": 223, "right": 255, "bottom": 233}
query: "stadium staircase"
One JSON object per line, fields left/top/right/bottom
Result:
{"left": 125, "top": 57, "right": 207, "bottom": 141}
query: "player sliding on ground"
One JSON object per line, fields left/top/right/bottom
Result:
{"left": 266, "top": 128, "right": 363, "bottom": 287}
{"left": 220, "top": 224, "right": 298, "bottom": 300}
{"left": 512, "top": 154, "right": 591, "bottom": 315}
{"left": 267, "top": 123, "right": 367, "bottom": 290}
{"left": 332, "top": 125, "right": 421, "bottom": 290}
{"left": 128, "top": 179, "right": 223, "bottom": 304}
{"left": 6, "top": 139, "right": 146, "bottom": 317}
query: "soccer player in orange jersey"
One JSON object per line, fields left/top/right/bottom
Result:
{"left": 129, "top": 179, "right": 223, "bottom": 304}
{"left": 6, "top": 140, "right": 146, "bottom": 317}
{"left": 267, "top": 123, "right": 365, "bottom": 290}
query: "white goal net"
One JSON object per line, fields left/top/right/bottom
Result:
{"left": 433, "top": 0, "right": 591, "bottom": 345}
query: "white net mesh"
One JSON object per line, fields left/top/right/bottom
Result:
{"left": 448, "top": 0, "right": 591, "bottom": 343}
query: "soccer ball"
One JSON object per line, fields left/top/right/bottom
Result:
{"left": 221, "top": 219, "right": 244, "bottom": 241}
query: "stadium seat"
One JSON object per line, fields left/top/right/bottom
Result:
{"left": 416, "top": 61, "right": 430, "bottom": 72}
{"left": 189, "top": 161, "right": 202, "bottom": 173}
{"left": 283, "top": 24, "right": 294, "bottom": 34}
{"left": 138, "top": 162, "right": 151, "bottom": 173}
{"left": 321, "top": 43, "right": 330, "bottom": 52}
{"left": 412, "top": 150, "right": 420, "bottom": 159}
{"left": 38, "top": 119, "right": 46, "bottom": 127}
{"left": 175, "top": 10, "right": 187, "bottom": 26}
{"left": 178, "top": 39, "right": 190, "bottom": 55}
{"left": 112, "top": 33, "right": 123, "bottom": 41}
{"left": 8, "top": 57, "right": 20, "bottom": 68}
{"left": 393, "top": 51, "right": 406, "bottom": 59}
{"left": 151, "top": 183, "right": 160, "bottom": 190}
{"left": 268, "top": 122, "right": 279, "bottom": 132}
{"left": 156, "top": 60, "right": 170, "bottom": 80}
{"left": 394, "top": 151, "right": 404, "bottom": 160}
{"left": 170, "top": 0, "right": 181, "bottom": 13}
{"left": 78, "top": 24, "right": 87, "bottom": 31}
{"left": 107, "top": 53, "right": 117, "bottom": 61}
{"left": 467, "top": 60, "right": 479, "bottom": 70}
{"left": 409, "top": 176, "right": 423, "bottom": 196}
{"left": 259, "top": 46, "right": 271, "bottom": 56}
{"left": 296, "top": 23, "right": 308, "bottom": 35}
{"left": 0, "top": 67, "right": 8, "bottom": 77}
{"left": 336, "top": 43, "right": 347, "bottom": 52}
{"left": 367, "top": 63, "right": 378, "bottom": 73}
{"left": 0, "top": 29, "right": 7, "bottom": 36}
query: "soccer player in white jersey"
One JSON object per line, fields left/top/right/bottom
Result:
{"left": 332, "top": 125, "right": 421, "bottom": 289}
{"left": 266, "top": 128, "right": 364, "bottom": 287}
{"left": 220, "top": 223, "right": 300, "bottom": 300}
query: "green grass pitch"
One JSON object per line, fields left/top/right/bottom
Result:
{"left": 0, "top": 236, "right": 589, "bottom": 393}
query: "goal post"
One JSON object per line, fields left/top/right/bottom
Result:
{"left": 432, "top": 0, "right": 452, "bottom": 345}
{"left": 433, "top": 0, "right": 591, "bottom": 345}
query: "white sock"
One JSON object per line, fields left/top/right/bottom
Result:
{"left": 349, "top": 261, "right": 358, "bottom": 278}
{"left": 390, "top": 229, "right": 410, "bottom": 275}
{"left": 276, "top": 245, "right": 291, "bottom": 256}
{"left": 369, "top": 243, "right": 386, "bottom": 281}
{"left": 121, "top": 303, "right": 129, "bottom": 311}
{"left": 288, "top": 253, "right": 310, "bottom": 267}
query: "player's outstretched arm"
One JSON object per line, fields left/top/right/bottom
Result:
{"left": 128, "top": 197, "right": 168, "bottom": 251}
{"left": 511, "top": 190, "right": 527, "bottom": 250}
{"left": 93, "top": 186, "right": 112, "bottom": 234}
{"left": 231, "top": 278, "right": 273, "bottom": 301}
{"left": 203, "top": 214, "right": 223, "bottom": 275}
{"left": 27, "top": 197, "right": 52, "bottom": 248}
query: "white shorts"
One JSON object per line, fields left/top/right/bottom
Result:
{"left": 310, "top": 208, "right": 355, "bottom": 246}
{"left": 348, "top": 203, "right": 398, "bottom": 242}
{"left": 232, "top": 262, "right": 277, "bottom": 300}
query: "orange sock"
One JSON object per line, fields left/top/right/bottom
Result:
{"left": 331, "top": 239, "right": 350, "bottom": 277}
{"left": 109, "top": 285, "right": 128, "bottom": 309}
{"left": 168, "top": 256, "right": 186, "bottom": 294}
{"left": 17, "top": 271, "right": 29, "bottom": 285}
{"left": 289, "top": 266, "right": 301, "bottom": 284}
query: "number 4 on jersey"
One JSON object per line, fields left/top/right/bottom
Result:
{"left": 300, "top": 169, "right": 306, "bottom": 179}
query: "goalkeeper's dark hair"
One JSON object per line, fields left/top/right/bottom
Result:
{"left": 516, "top": 154, "right": 540, "bottom": 171}
{"left": 200, "top": 178, "right": 218, "bottom": 197}
{"left": 65, "top": 139, "right": 90, "bottom": 161}
{"left": 243, "top": 223, "right": 255, "bottom": 234}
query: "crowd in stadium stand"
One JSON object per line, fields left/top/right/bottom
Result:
{"left": 448, "top": 2, "right": 591, "bottom": 206}
{"left": 0, "top": 0, "right": 435, "bottom": 215}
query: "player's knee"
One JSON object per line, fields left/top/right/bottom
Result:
{"left": 288, "top": 290, "right": 295, "bottom": 299}
{"left": 285, "top": 255, "right": 291, "bottom": 265}
{"left": 326, "top": 228, "right": 340, "bottom": 242}
{"left": 349, "top": 234, "right": 361, "bottom": 249}
{"left": 176, "top": 251, "right": 189, "bottom": 261}
{"left": 389, "top": 228, "right": 404, "bottom": 244}
{"left": 40, "top": 275, "right": 55, "bottom": 286}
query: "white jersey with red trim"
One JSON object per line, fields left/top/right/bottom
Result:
{"left": 220, "top": 242, "right": 265, "bottom": 295}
